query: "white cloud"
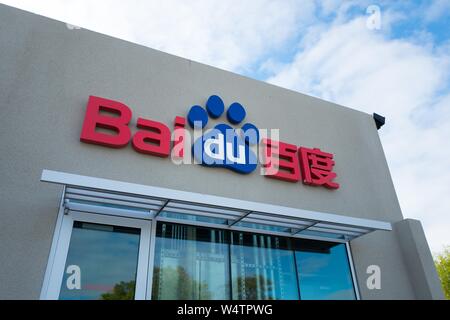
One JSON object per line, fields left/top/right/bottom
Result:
{"left": 267, "top": 15, "right": 450, "bottom": 253}
{"left": 0, "top": 0, "right": 316, "bottom": 72}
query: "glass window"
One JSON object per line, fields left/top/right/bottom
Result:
{"left": 235, "top": 221, "right": 291, "bottom": 233}
{"left": 294, "top": 239, "right": 356, "bottom": 300}
{"left": 152, "top": 222, "right": 230, "bottom": 299}
{"left": 159, "top": 211, "right": 228, "bottom": 225}
{"left": 59, "top": 221, "right": 140, "bottom": 300}
{"left": 298, "top": 229, "right": 346, "bottom": 240}
{"left": 230, "top": 232, "right": 299, "bottom": 300}
{"left": 54, "top": 218, "right": 357, "bottom": 300}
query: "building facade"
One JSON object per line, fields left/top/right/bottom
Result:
{"left": 0, "top": 5, "right": 444, "bottom": 300}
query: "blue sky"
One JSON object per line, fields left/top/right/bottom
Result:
{"left": 1, "top": 0, "right": 449, "bottom": 253}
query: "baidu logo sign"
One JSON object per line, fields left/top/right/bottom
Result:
{"left": 79, "top": 94, "right": 340, "bottom": 189}
{"left": 188, "top": 95, "right": 259, "bottom": 174}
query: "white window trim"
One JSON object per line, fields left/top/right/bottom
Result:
{"left": 346, "top": 242, "right": 361, "bottom": 300}
{"left": 41, "top": 169, "right": 392, "bottom": 244}
{"left": 40, "top": 186, "right": 66, "bottom": 300}
{"left": 40, "top": 199, "right": 152, "bottom": 300}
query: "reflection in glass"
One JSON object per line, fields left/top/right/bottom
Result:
{"left": 59, "top": 222, "right": 140, "bottom": 300}
{"left": 230, "top": 232, "right": 299, "bottom": 300}
{"left": 235, "top": 221, "right": 290, "bottom": 233}
{"left": 152, "top": 223, "right": 230, "bottom": 299}
{"left": 159, "top": 211, "right": 228, "bottom": 225}
{"left": 294, "top": 240, "right": 356, "bottom": 300}
{"left": 298, "top": 229, "right": 346, "bottom": 240}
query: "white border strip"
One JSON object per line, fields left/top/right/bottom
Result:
{"left": 346, "top": 242, "right": 361, "bottom": 300}
{"left": 41, "top": 169, "right": 392, "bottom": 231}
{"left": 39, "top": 186, "right": 66, "bottom": 300}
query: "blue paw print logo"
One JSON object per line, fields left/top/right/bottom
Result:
{"left": 188, "top": 95, "right": 259, "bottom": 174}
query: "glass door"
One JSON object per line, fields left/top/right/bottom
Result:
{"left": 44, "top": 211, "right": 151, "bottom": 300}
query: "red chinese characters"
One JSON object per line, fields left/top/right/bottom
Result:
{"left": 299, "top": 147, "right": 339, "bottom": 189}
{"left": 261, "top": 138, "right": 300, "bottom": 182}
{"left": 262, "top": 141, "right": 339, "bottom": 189}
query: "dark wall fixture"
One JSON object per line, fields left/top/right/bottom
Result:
{"left": 373, "top": 113, "right": 386, "bottom": 130}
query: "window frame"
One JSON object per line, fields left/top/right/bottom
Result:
{"left": 40, "top": 191, "right": 152, "bottom": 300}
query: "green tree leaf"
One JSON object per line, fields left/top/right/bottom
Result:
{"left": 434, "top": 246, "right": 450, "bottom": 300}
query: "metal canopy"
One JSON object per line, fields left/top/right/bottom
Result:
{"left": 41, "top": 169, "right": 392, "bottom": 243}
